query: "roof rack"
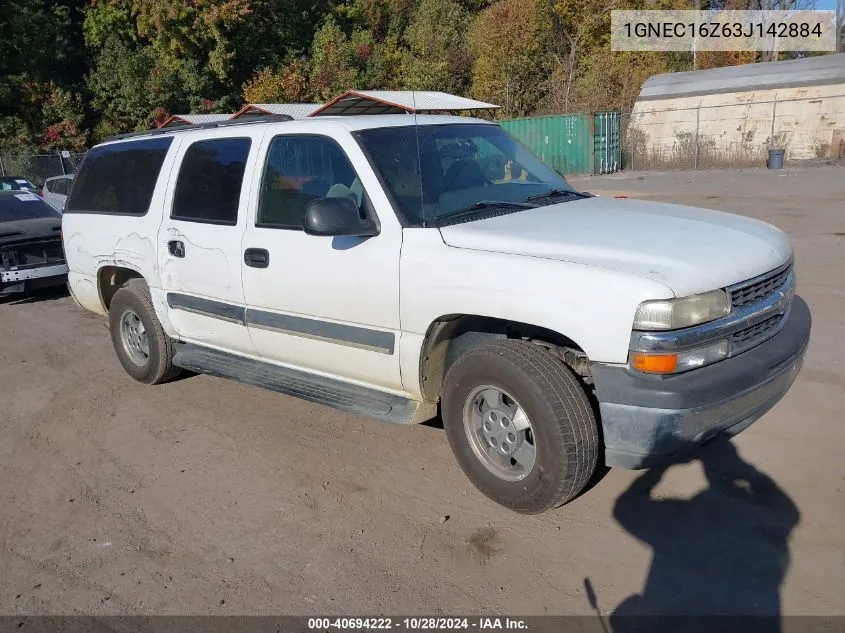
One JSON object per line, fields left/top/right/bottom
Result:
{"left": 106, "top": 114, "right": 294, "bottom": 142}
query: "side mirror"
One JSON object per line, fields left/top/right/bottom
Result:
{"left": 303, "top": 197, "right": 378, "bottom": 237}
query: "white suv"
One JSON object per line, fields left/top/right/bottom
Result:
{"left": 62, "top": 114, "right": 810, "bottom": 513}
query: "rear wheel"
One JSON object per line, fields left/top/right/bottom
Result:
{"left": 442, "top": 339, "right": 598, "bottom": 514}
{"left": 109, "top": 280, "right": 181, "bottom": 384}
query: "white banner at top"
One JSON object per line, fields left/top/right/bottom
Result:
{"left": 611, "top": 10, "right": 837, "bottom": 52}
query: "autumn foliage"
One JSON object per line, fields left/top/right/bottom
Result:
{"left": 0, "top": 0, "right": 801, "bottom": 153}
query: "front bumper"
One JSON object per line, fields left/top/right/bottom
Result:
{"left": 592, "top": 296, "right": 811, "bottom": 469}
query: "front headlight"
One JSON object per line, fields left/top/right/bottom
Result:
{"left": 633, "top": 289, "right": 731, "bottom": 330}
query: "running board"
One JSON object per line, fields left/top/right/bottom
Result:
{"left": 173, "top": 343, "right": 430, "bottom": 425}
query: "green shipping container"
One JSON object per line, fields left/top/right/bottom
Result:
{"left": 500, "top": 112, "right": 621, "bottom": 176}
{"left": 593, "top": 111, "right": 622, "bottom": 175}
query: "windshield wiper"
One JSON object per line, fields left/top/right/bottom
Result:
{"left": 524, "top": 188, "right": 592, "bottom": 202}
{"left": 433, "top": 200, "right": 537, "bottom": 226}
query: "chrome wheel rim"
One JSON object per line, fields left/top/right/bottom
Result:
{"left": 463, "top": 385, "right": 536, "bottom": 482}
{"left": 120, "top": 310, "right": 149, "bottom": 366}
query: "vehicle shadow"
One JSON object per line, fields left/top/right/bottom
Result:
{"left": 1, "top": 284, "right": 69, "bottom": 305}
{"left": 604, "top": 439, "right": 799, "bottom": 633}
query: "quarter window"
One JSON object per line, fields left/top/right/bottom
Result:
{"left": 257, "top": 135, "right": 364, "bottom": 230}
{"left": 172, "top": 138, "right": 252, "bottom": 225}
{"left": 65, "top": 137, "right": 173, "bottom": 216}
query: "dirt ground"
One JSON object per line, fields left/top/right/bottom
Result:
{"left": 1, "top": 166, "right": 843, "bottom": 617}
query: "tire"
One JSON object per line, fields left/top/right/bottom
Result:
{"left": 442, "top": 339, "right": 598, "bottom": 514}
{"left": 109, "top": 279, "right": 181, "bottom": 385}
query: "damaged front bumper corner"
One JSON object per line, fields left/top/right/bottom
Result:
{"left": 591, "top": 296, "right": 811, "bottom": 469}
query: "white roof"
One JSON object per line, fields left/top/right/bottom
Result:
{"left": 105, "top": 115, "right": 495, "bottom": 148}
{"left": 302, "top": 114, "right": 494, "bottom": 130}
{"left": 233, "top": 103, "right": 322, "bottom": 119}
{"left": 311, "top": 91, "right": 499, "bottom": 116}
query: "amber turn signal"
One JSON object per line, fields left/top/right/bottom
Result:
{"left": 631, "top": 352, "right": 679, "bottom": 374}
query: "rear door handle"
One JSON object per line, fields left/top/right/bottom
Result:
{"left": 168, "top": 240, "right": 185, "bottom": 258}
{"left": 244, "top": 248, "right": 269, "bottom": 268}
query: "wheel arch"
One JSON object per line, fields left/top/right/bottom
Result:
{"left": 418, "top": 314, "right": 590, "bottom": 402}
{"left": 97, "top": 265, "right": 146, "bottom": 312}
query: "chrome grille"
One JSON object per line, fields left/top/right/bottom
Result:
{"left": 730, "top": 264, "right": 792, "bottom": 307}
{"left": 732, "top": 313, "right": 784, "bottom": 345}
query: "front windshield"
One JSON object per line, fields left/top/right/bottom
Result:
{"left": 354, "top": 123, "right": 577, "bottom": 226}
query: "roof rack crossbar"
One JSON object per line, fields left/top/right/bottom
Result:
{"left": 107, "top": 114, "right": 294, "bottom": 142}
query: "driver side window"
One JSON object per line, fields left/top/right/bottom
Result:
{"left": 257, "top": 135, "right": 365, "bottom": 230}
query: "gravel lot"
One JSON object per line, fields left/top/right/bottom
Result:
{"left": 1, "top": 166, "right": 843, "bottom": 617}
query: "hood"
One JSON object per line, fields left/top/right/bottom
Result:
{"left": 437, "top": 197, "right": 792, "bottom": 297}
{"left": 0, "top": 218, "right": 63, "bottom": 244}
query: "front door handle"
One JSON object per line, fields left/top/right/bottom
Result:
{"left": 168, "top": 240, "right": 185, "bottom": 258}
{"left": 244, "top": 247, "right": 269, "bottom": 268}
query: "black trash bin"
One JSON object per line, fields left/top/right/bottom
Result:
{"left": 767, "top": 148, "right": 785, "bottom": 169}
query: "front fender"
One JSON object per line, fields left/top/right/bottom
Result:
{"left": 398, "top": 229, "right": 673, "bottom": 398}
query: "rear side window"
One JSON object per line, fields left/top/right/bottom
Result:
{"left": 65, "top": 137, "right": 173, "bottom": 215}
{"left": 52, "top": 179, "right": 69, "bottom": 195}
{"left": 171, "top": 138, "right": 251, "bottom": 225}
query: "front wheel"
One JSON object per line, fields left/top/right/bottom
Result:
{"left": 442, "top": 339, "right": 598, "bottom": 514}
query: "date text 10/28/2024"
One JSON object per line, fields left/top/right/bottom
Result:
{"left": 308, "top": 618, "right": 528, "bottom": 631}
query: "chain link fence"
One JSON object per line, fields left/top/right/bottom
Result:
{"left": 0, "top": 151, "right": 87, "bottom": 185}
{"left": 620, "top": 93, "right": 845, "bottom": 171}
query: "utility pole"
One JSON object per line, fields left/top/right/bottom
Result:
{"left": 693, "top": 0, "right": 700, "bottom": 71}
{"left": 505, "top": 75, "right": 512, "bottom": 119}
{"left": 770, "top": 93, "right": 778, "bottom": 148}
{"left": 694, "top": 103, "right": 701, "bottom": 169}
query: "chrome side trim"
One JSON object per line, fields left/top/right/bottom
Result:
{"left": 166, "top": 292, "right": 246, "bottom": 325}
{"left": 630, "top": 270, "right": 794, "bottom": 355}
{"left": 246, "top": 309, "right": 396, "bottom": 355}
{"left": 165, "top": 291, "right": 396, "bottom": 355}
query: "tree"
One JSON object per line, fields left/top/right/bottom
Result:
{"left": 40, "top": 86, "right": 88, "bottom": 151}
{"left": 308, "top": 16, "right": 360, "bottom": 101}
{"left": 569, "top": 52, "right": 669, "bottom": 112}
{"left": 229, "top": 0, "right": 333, "bottom": 89}
{"left": 469, "top": 0, "right": 544, "bottom": 117}
{"left": 0, "top": 0, "right": 797, "bottom": 152}
{"left": 0, "top": 0, "right": 82, "bottom": 85}
{"left": 242, "top": 61, "right": 312, "bottom": 103}
{"left": 696, "top": 50, "right": 758, "bottom": 70}
{"left": 541, "top": 0, "right": 618, "bottom": 111}
{"left": 0, "top": 0, "right": 88, "bottom": 151}
{"left": 358, "top": 36, "right": 407, "bottom": 89}
{"left": 403, "top": 0, "right": 471, "bottom": 93}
